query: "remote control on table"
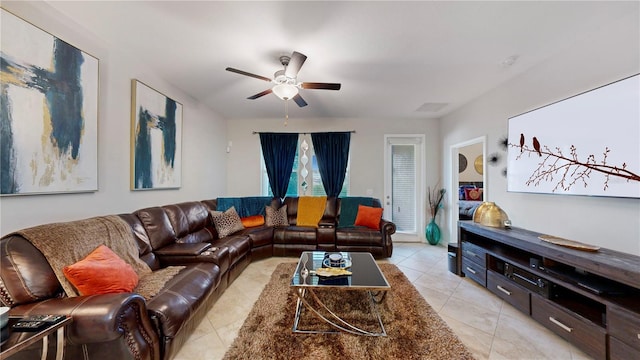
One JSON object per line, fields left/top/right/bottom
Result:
{"left": 22, "top": 315, "right": 66, "bottom": 323}
{"left": 12, "top": 320, "right": 46, "bottom": 331}
{"left": 11, "top": 315, "right": 66, "bottom": 331}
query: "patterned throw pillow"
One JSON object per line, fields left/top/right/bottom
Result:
{"left": 211, "top": 206, "right": 245, "bottom": 238}
{"left": 265, "top": 205, "right": 289, "bottom": 227}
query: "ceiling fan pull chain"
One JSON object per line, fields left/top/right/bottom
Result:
{"left": 284, "top": 100, "right": 289, "bottom": 127}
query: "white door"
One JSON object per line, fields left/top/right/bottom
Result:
{"left": 384, "top": 135, "right": 424, "bottom": 239}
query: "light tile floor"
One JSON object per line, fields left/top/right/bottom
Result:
{"left": 174, "top": 240, "right": 594, "bottom": 360}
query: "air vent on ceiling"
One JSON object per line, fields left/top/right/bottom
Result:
{"left": 416, "top": 102, "right": 448, "bottom": 112}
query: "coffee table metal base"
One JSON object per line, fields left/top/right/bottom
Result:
{"left": 292, "top": 288, "right": 387, "bottom": 337}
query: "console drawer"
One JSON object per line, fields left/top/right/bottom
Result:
{"left": 487, "top": 270, "right": 530, "bottom": 314}
{"left": 462, "top": 257, "right": 486, "bottom": 287}
{"left": 461, "top": 241, "right": 486, "bottom": 267}
{"left": 610, "top": 335, "right": 640, "bottom": 360}
{"left": 531, "top": 294, "right": 606, "bottom": 360}
{"left": 607, "top": 305, "right": 640, "bottom": 351}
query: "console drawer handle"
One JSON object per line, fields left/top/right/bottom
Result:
{"left": 465, "top": 266, "right": 477, "bottom": 275}
{"left": 549, "top": 317, "right": 573, "bottom": 333}
{"left": 497, "top": 285, "right": 512, "bottom": 296}
{"left": 465, "top": 250, "right": 478, "bottom": 258}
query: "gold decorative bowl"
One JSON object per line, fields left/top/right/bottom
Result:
{"left": 473, "top": 202, "right": 509, "bottom": 228}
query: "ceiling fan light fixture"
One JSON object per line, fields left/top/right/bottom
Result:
{"left": 272, "top": 83, "right": 299, "bottom": 100}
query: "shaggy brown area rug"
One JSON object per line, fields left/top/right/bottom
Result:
{"left": 223, "top": 262, "right": 473, "bottom": 360}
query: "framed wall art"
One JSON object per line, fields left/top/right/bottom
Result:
{"left": 131, "top": 80, "right": 182, "bottom": 190}
{"left": 507, "top": 74, "right": 640, "bottom": 199}
{"left": 0, "top": 9, "right": 99, "bottom": 196}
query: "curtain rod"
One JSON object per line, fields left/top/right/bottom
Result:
{"left": 252, "top": 130, "right": 356, "bottom": 135}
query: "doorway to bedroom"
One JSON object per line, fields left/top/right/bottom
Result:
{"left": 449, "top": 137, "right": 486, "bottom": 241}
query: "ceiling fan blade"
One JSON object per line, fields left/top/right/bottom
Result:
{"left": 247, "top": 89, "right": 273, "bottom": 99}
{"left": 292, "top": 94, "right": 308, "bottom": 107}
{"left": 284, "top": 51, "right": 307, "bottom": 78}
{"left": 301, "top": 82, "right": 341, "bottom": 90}
{"left": 226, "top": 67, "right": 272, "bottom": 82}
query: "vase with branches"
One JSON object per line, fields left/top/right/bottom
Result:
{"left": 426, "top": 186, "right": 446, "bottom": 245}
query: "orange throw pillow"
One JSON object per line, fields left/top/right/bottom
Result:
{"left": 241, "top": 215, "right": 265, "bottom": 228}
{"left": 354, "top": 205, "right": 383, "bottom": 230}
{"left": 63, "top": 245, "right": 139, "bottom": 296}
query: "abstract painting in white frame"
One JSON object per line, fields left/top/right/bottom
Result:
{"left": 131, "top": 80, "right": 182, "bottom": 190}
{"left": 0, "top": 9, "right": 99, "bottom": 196}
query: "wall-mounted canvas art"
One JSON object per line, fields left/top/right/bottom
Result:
{"left": 131, "top": 80, "right": 182, "bottom": 190}
{"left": 0, "top": 9, "right": 99, "bottom": 196}
{"left": 507, "top": 74, "right": 640, "bottom": 199}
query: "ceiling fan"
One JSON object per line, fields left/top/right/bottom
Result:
{"left": 225, "top": 51, "right": 341, "bottom": 107}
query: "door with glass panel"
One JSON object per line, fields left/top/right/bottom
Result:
{"left": 384, "top": 135, "right": 424, "bottom": 238}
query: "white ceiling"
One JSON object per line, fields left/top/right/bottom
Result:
{"left": 45, "top": 1, "right": 638, "bottom": 120}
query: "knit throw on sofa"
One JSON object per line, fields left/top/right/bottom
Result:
{"left": 10, "top": 215, "right": 183, "bottom": 300}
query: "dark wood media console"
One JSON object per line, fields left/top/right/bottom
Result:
{"left": 457, "top": 221, "right": 640, "bottom": 360}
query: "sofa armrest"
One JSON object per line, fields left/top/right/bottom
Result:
{"left": 154, "top": 243, "right": 212, "bottom": 256}
{"left": 156, "top": 245, "right": 229, "bottom": 275}
{"left": 10, "top": 293, "right": 159, "bottom": 346}
{"left": 380, "top": 219, "right": 396, "bottom": 236}
{"left": 380, "top": 219, "right": 396, "bottom": 256}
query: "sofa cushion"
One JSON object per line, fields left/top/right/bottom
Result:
{"left": 240, "top": 226, "right": 273, "bottom": 248}
{"left": 135, "top": 206, "right": 178, "bottom": 251}
{"left": 145, "top": 263, "right": 219, "bottom": 338}
{"left": 213, "top": 235, "right": 252, "bottom": 267}
{"left": 63, "top": 245, "right": 138, "bottom": 296}
{"left": 338, "top": 197, "right": 374, "bottom": 227}
{"left": 265, "top": 205, "right": 289, "bottom": 226}
{"left": 354, "top": 205, "right": 383, "bottom": 230}
{"left": 273, "top": 226, "right": 318, "bottom": 245}
{"left": 0, "top": 236, "right": 62, "bottom": 306}
{"left": 335, "top": 227, "right": 384, "bottom": 246}
{"left": 211, "top": 207, "right": 245, "bottom": 238}
{"left": 162, "top": 202, "right": 215, "bottom": 244}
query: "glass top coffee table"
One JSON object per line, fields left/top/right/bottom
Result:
{"left": 290, "top": 251, "right": 390, "bottom": 336}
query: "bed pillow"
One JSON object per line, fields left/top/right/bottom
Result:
{"left": 265, "top": 204, "right": 289, "bottom": 227}
{"left": 63, "top": 245, "right": 138, "bottom": 296}
{"left": 464, "top": 188, "right": 483, "bottom": 201}
{"left": 354, "top": 205, "right": 383, "bottom": 230}
{"left": 211, "top": 206, "right": 245, "bottom": 238}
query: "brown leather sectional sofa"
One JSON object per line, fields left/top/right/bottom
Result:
{"left": 0, "top": 196, "right": 395, "bottom": 360}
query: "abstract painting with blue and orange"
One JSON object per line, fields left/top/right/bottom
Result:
{"left": 0, "top": 9, "right": 98, "bottom": 195}
{"left": 132, "top": 80, "right": 182, "bottom": 190}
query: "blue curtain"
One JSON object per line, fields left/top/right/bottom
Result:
{"left": 311, "top": 132, "right": 351, "bottom": 197}
{"left": 259, "top": 132, "right": 298, "bottom": 199}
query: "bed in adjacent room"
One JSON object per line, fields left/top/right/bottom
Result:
{"left": 458, "top": 182, "right": 483, "bottom": 220}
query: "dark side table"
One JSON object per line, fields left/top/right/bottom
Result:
{"left": 1, "top": 316, "right": 72, "bottom": 360}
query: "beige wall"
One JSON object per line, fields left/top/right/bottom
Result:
{"left": 440, "top": 9, "right": 640, "bottom": 255}
{"left": 225, "top": 117, "right": 440, "bottom": 235}
{"left": 0, "top": 2, "right": 228, "bottom": 235}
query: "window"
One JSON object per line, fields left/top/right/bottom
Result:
{"left": 261, "top": 136, "right": 349, "bottom": 197}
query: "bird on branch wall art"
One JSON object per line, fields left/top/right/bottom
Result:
{"left": 509, "top": 134, "right": 639, "bottom": 193}
{"left": 506, "top": 74, "right": 639, "bottom": 199}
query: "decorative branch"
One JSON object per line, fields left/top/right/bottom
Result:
{"left": 509, "top": 134, "right": 640, "bottom": 192}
